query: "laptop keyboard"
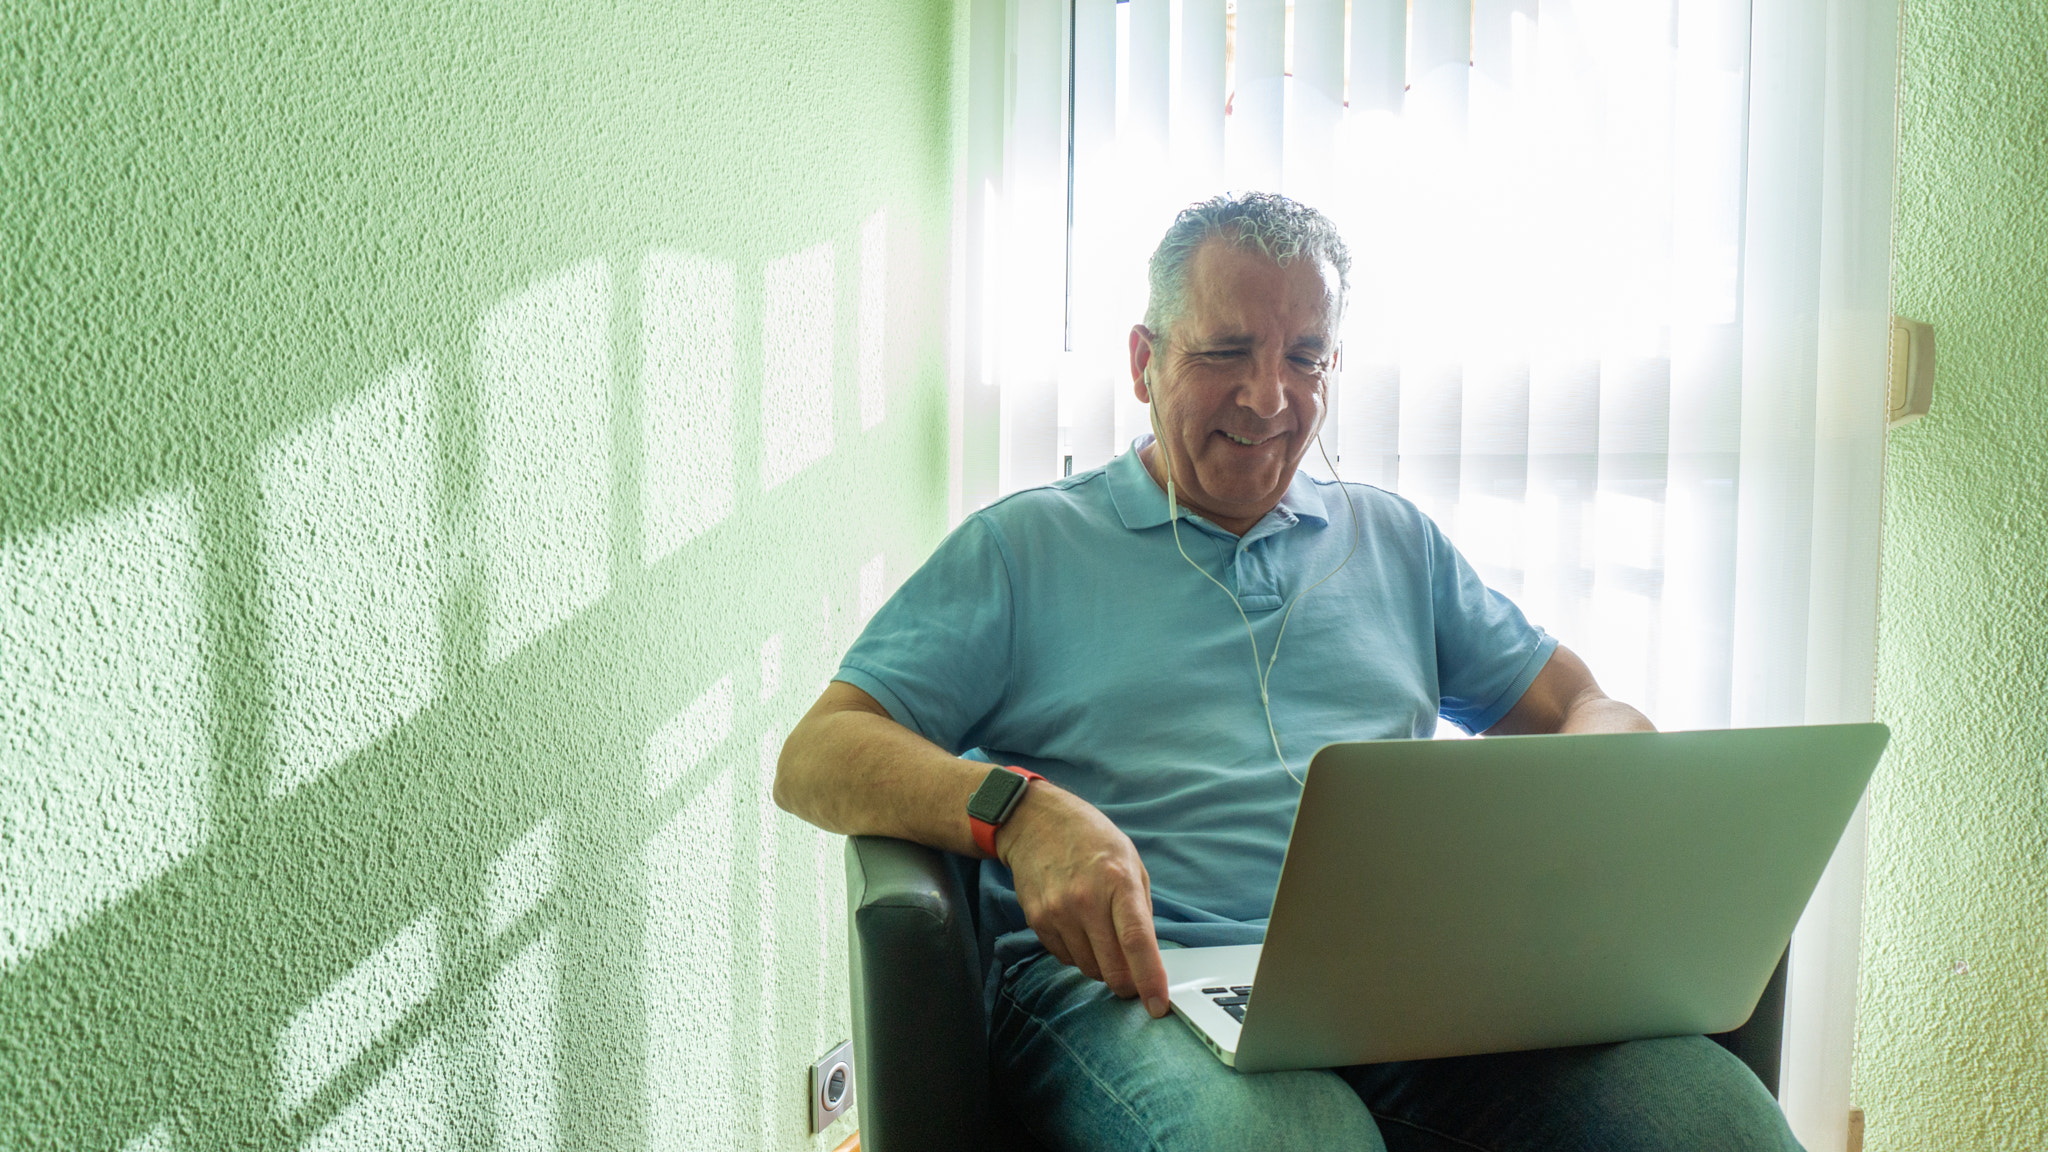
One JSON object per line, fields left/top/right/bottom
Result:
{"left": 1200, "top": 985, "right": 1253, "bottom": 1022}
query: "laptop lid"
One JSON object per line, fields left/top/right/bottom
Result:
{"left": 1229, "top": 723, "right": 1889, "bottom": 1073}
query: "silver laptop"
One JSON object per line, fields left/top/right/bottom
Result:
{"left": 1162, "top": 723, "right": 1890, "bottom": 1073}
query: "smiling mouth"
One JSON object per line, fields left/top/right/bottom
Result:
{"left": 1219, "top": 431, "right": 1277, "bottom": 447}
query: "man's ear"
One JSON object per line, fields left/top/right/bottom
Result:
{"left": 1129, "top": 325, "right": 1157, "bottom": 403}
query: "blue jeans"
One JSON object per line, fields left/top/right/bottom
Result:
{"left": 991, "top": 952, "right": 1804, "bottom": 1152}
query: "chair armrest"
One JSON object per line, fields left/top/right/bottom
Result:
{"left": 845, "top": 835, "right": 993, "bottom": 1152}
{"left": 1709, "top": 947, "right": 1788, "bottom": 1096}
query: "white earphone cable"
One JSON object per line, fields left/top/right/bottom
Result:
{"left": 1153, "top": 376, "right": 1361, "bottom": 787}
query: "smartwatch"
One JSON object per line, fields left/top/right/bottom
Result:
{"left": 966, "top": 765, "right": 1044, "bottom": 858}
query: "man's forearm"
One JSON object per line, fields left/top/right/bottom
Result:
{"left": 1558, "top": 693, "right": 1655, "bottom": 734}
{"left": 773, "top": 684, "right": 988, "bottom": 856}
{"left": 1487, "top": 646, "right": 1655, "bottom": 735}
{"left": 777, "top": 682, "right": 1172, "bottom": 1013}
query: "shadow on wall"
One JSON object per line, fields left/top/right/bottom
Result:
{"left": 1, "top": 210, "right": 932, "bottom": 1151}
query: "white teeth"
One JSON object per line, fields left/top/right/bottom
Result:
{"left": 1223, "top": 432, "right": 1258, "bottom": 445}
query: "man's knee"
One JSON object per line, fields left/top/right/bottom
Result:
{"left": 994, "top": 956, "right": 1384, "bottom": 1152}
{"left": 1349, "top": 1035, "right": 1799, "bottom": 1152}
{"left": 1577, "top": 1035, "right": 1800, "bottom": 1152}
{"left": 1003, "top": 1021, "right": 1385, "bottom": 1152}
{"left": 1151, "top": 1069, "right": 1386, "bottom": 1152}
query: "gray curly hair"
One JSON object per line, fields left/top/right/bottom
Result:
{"left": 1142, "top": 191, "right": 1351, "bottom": 345}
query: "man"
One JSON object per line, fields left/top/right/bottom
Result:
{"left": 776, "top": 193, "right": 1799, "bottom": 1150}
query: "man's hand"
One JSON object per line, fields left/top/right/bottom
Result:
{"left": 995, "top": 782, "right": 1173, "bottom": 1018}
{"left": 777, "top": 683, "right": 1172, "bottom": 1017}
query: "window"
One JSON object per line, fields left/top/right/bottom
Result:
{"left": 955, "top": 1, "right": 1900, "bottom": 1145}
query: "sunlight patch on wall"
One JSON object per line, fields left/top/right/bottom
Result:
{"left": 121, "top": 1121, "right": 174, "bottom": 1152}
{"left": 477, "top": 259, "right": 613, "bottom": 666}
{"left": 486, "top": 816, "right": 556, "bottom": 940}
{"left": 759, "top": 633, "right": 783, "bottom": 702}
{"left": 260, "top": 358, "right": 443, "bottom": 798}
{"left": 0, "top": 487, "right": 207, "bottom": 971}
{"left": 817, "top": 593, "right": 839, "bottom": 694}
{"left": 277, "top": 908, "right": 441, "bottom": 1119}
{"left": 646, "top": 675, "right": 734, "bottom": 799}
{"left": 645, "top": 769, "right": 738, "bottom": 1151}
{"left": 858, "top": 553, "right": 887, "bottom": 623}
{"left": 760, "top": 243, "right": 837, "bottom": 489}
{"left": 642, "top": 251, "right": 738, "bottom": 564}
{"left": 859, "top": 211, "right": 888, "bottom": 431}
{"left": 487, "top": 930, "right": 558, "bottom": 1152}
{"left": 301, "top": 1034, "right": 451, "bottom": 1152}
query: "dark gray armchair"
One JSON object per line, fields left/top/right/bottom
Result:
{"left": 844, "top": 834, "right": 1788, "bottom": 1152}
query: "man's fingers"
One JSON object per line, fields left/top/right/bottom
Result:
{"left": 1069, "top": 935, "right": 1104, "bottom": 982}
{"left": 1036, "top": 923, "right": 1074, "bottom": 970}
{"left": 1053, "top": 918, "right": 1104, "bottom": 982}
{"left": 1088, "top": 916, "right": 1137, "bottom": 999}
{"left": 1004, "top": 790, "right": 1161, "bottom": 1001}
{"left": 1113, "top": 887, "right": 1171, "bottom": 1018}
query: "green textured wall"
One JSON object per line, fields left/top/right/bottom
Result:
{"left": 1, "top": 2, "right": 956, "bottom": 1149}
{"left": 1856, "top": 0, "right": 2048, "bottom": 1147}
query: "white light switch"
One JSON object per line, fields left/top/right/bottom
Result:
{"left": 1888, "top": 316, "right": 1936, "bottom": 427}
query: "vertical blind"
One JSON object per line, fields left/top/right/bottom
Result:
{"left": 963, "top": 0, "right": 1895, "bottom": 1146}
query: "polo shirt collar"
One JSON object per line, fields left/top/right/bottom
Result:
{"left": 1107, "top": 436, "right": 1331, "bottom": 533}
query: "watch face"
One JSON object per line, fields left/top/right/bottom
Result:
{"left": 967, "top": 768, "right": 1028, "bottom": 824}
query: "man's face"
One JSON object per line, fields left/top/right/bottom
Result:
{"left": 1129, "top": 238, "right": 1341, "bottom": 535}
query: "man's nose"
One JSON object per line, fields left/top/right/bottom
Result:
{"left": 1238, "top": 355, "right": 1290, "bottom": 420}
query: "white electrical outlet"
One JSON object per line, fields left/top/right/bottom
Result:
{"left": 810, "top": 1039, "right": 855, "bottom": 1134}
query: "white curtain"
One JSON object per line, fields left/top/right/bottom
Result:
{"left": 955, "top": 0, "right": 1895, "bottom": 1144}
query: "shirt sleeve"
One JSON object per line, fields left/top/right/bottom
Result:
{"left": 1425, "top": 516, "right": 1558, "bottom": 734}
{"left": 834, "top": 513, "right": 1014, "bottom": 753}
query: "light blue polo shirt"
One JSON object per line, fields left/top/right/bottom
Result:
{"left": 836, "top": 438, "right": 1556, "bottom": 977}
